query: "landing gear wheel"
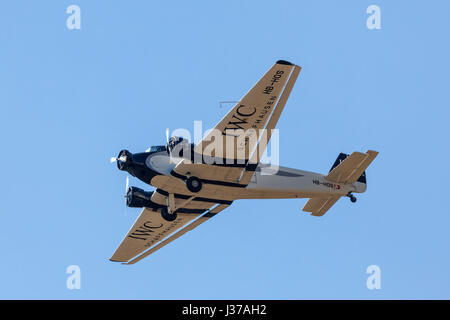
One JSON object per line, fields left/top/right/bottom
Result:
{"left": 161, "top": 207, "right": 177, "bottom": 221}
{"left": 186, "top": 176, "right": 202, "bottom": 193}
{"left": 349, "top": 194, "right": 357, "bottom": 203}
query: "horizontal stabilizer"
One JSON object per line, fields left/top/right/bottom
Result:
{"left": 326, "top": 150, "right": 378, "bottom": 184}
{"left": 302, "top": 196, "right": 340, "bottom": 216}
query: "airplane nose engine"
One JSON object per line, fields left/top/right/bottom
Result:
{"left": 126, "top": 186, "right": 155, "bottom": 208}
{"left": 116, "top": 149, "right": 133, "bottom": 171}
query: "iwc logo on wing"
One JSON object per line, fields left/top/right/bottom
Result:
{"left": 222, "top": 104, "right": 257, "bottom": 133}
{"left": 128, "top": 221, "right": 163, "bottom": 241}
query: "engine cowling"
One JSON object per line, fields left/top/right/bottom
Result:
{"left": 126, "top": 187, "right": 155, "bottom": 208}
{"left": 116, "top": 149, "right": 133, "bottom": 171}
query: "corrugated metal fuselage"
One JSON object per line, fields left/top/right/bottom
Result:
{"left": 143, "top": 151, "right": 365, "bottom": 203}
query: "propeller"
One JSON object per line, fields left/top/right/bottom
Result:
{"left": 110, "top": 155, "right": 127, "bottom": 163}
{"left": 124, "top": 175, "right": 130, "bottom": 216}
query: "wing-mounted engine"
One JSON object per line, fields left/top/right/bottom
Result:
{"left": 126, "top": 187, "right": 160, "bottom": 209}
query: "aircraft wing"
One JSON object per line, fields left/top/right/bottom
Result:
{"left": 172, "top": 60, "right": 301, "bottom": 185}
{"left": 110, "top": 204, "right": 230, "bottom": 264}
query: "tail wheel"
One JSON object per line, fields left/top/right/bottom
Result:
{"left": 161, "top": 207, "right": 177, "bottom": 221}
{"left": 186, "top": 176, "right": 202, "bottom": 193}
{"left": 349, "top": 194, "right": 357, "bottom": 203}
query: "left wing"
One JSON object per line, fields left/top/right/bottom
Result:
{"left": 110, "top": 204, "right": 229, "bottom": 264}
{"left": 172, "top": 60, "right": 301, "bottom": 185}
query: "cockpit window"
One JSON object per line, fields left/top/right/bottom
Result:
{"left": 169, "top": 136, "right": 185, "bottom": 147}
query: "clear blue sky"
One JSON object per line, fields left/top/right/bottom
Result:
{"left": 1, "top": 0, "right": 449, "bottom": 299}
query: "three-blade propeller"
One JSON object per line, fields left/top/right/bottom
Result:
{"left": 125, "top": 175, "right": 129, "bottom": 194}
{"left": 109, "top": 155, "right": 130, "bottom": 215}
{"left": 123, "top": 175, "right": 130, "bottom": 216}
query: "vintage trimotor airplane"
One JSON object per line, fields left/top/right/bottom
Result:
{"left": 109, "top": 60, "right": 378, "bottom": 264}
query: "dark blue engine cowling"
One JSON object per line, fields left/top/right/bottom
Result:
{"left": 116, "top": 149, "right": 159, "bottom": 185}
{"left": 126, "top": 186, "right": 162, "bottom": 209}
{"left": 116, "top": 149, "right": 133, "bottom": 171}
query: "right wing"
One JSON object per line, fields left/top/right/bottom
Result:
{"left": 110, "top": 203, "right": 230, "bottom": 264}
{"left": 125, "top": 204, "right": 230, "bottom": 265}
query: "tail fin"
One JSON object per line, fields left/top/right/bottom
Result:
{"left": 303, "top": 150, "right": 378, "bottom": 216}
{"left": 326, "top": 150, "right": 378, "bottom": 184}
{"left": 329, "top": 153, "right": 366, "bottom": 184}
{"left": 302, "top": 150, "right": 378, "bottom": 217}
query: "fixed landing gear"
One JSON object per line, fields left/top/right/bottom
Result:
{"left": 186, "top": 176, "right": 202, "bottom": 193}
{"left": 161, "top": 207, "right": 177, "bottom": 221}
{"left": 160, "top": 192, "right": 196, "bottom": 221}
{"left": 347, "top": 192, "right": 357, "bottom": 203}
